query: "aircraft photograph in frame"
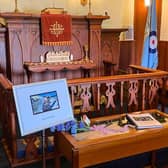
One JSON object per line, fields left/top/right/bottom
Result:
{"left": 13, "top": 79, "right": 74, "bottom": 136}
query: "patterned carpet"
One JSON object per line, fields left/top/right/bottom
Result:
{"left": 1, "top": 140, "right": 168, "bottom": 168}
{"left": 0, "top": 140, "right": 146, "bottom": 168}
{"left": 0, "top": 141, "right": 162, "bottom": 168}
{"left": 0, "top": 142, "right": 9, "bottom": 168}
{"left": 0, "top": 140, "right": 71, "bottom": 168}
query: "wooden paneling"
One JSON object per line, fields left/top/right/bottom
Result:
{"left": 101, "top": 0, "right": 163, "bottom": 73}
{"left": 0, "top": 13, "right": 109, "bottom": 84}
{"left": 119, "top": 40, "right": 135, "bottom": 71}
{"left": 0, "top": 27, "right": 7, "bottom": 75}
{"left": 158, "top": 41, "right": 168, "bottom": 71}
{"left": 119, "top": 40, "right": 168, "bottom": 72}
{"left": 101, "top": 29, "right": 128, "bottom": 74}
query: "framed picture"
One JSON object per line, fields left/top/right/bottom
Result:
{"left": 13, "top": 79, "right": 74, "bottom": 136}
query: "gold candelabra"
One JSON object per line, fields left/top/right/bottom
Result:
{"left": 80, "top": 0, "right": 92, "bottom": 15}
{"left": 14, "top": 0, "right": 19, "bottom": 13}
{"left": 88, "top": 0, "right": 92, "bottom": 15}
{"left": 83, "top": 44, "right": 89, "bottom": 61}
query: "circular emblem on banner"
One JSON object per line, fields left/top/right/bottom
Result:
{"left": 149, "top": 31, "right": 157, "bottom": 53}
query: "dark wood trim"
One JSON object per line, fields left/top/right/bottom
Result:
{"left": 158, "top": 41, "right": 168, "bottom": 71}
{"left": 119, "top": 40, "right": 135, "bottom": 71}
{"left": 0, "top": 27, "right": 7, "bottom": 75}
{"left": 101, "top": 28, "right": 128, "bottom": 33}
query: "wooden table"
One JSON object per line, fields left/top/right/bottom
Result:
{"left": 24, "top": 60, "right": 96, "bottom": 82}
{"left": 54, "top": 110, "right": 168, "bottom": 168}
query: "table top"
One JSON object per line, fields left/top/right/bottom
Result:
{"left": 57, "top": 109, "right": 168, "bottom": 148}
{"left": 24, "top": 60, "right": 96, "bottom": 73}
{"left": 55, "top": 109, "right": 168, "bottom": 168}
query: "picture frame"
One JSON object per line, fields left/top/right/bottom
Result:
{"left": 13, "top": 79, "right": 74, "bottom": 136}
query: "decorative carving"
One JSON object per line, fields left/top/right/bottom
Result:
{"left": 70, "top": 86, "right": 77, "bottom": 106}
{"left": 80, "top": 84, "right": 91, "bottom": 112}
{"left": 128, "top": 80, "right": 138, "bottom": 106}
{"left": 101, "top": 29, "right": 128, "bottom": 73}
{"left": 148, "top": 79, "right": 159, "bottom": 104}
{"left": 24, "top": 136, "right": 38, "bottom": 160}
{"left": 49, "top": 21, "right": 64, "bottom": 37}
{"left": 105, "top": 82, "right": 116, "bottom": 108}
{"left": 0, "top": 13, "right": 108, "bottom": 84}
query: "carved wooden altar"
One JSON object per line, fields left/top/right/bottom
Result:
{"left": 0, "top": 12, "right": 109, "bottom": 84}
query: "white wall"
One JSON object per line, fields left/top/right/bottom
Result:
{"left": 1, "top": 0, "right": 167, "bottom": 41}
{"left": 0, "top": 0, "right": 134, "bottom": 29}
{"left": 67, "top": 0, "right": 134, "bottom": 28}
{"left": 160, "top": 0, "right": 168, "bottom": 41}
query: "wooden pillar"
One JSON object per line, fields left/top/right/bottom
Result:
{"left": 101, "top": 28, "right": 128, "bottom": 74}
{"left": 86, "top": 15, "right": 109, "bottom": 77}
{"left": 0, "top": 27, "right": 7, "bottom": 75}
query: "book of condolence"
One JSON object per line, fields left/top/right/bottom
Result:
{"left": 126, "top": 113, "right": 163, "bottom": 130}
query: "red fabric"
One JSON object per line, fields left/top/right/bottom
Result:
{"left": 41, "top": 13, "right": 72, "bottom": 46}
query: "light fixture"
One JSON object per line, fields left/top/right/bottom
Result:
{"left": 145, "top": 0, "right": 151, "bottom": 7}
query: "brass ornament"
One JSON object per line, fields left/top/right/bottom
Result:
{"left": 81, "top": 0, "right": 88, "bottom": 6}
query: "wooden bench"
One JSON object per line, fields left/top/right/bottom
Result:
{"left": 0, "top": 66, "right": 168, "bottom": 167}
{"left": 54, "top": 109, "right": 168, "bottom": 168}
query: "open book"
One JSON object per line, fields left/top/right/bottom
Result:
{"left": 126, "top": 113, "right": 163, "bottom": 130}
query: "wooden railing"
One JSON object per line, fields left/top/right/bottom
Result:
{"left": 128, "top": 65, "right": 168, "bottom": 112}
{"left": 68, "top": 68, "right": 168, "bottom": 118}
{"left": 0, "top": 67, "right": 168, "bottom": 167}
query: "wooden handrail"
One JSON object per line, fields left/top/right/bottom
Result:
{"left": 128, "top": 65, "right": 158, "bottom": 73}
{"left": 67, "top": 70, "right": 168, "bottom": 85}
